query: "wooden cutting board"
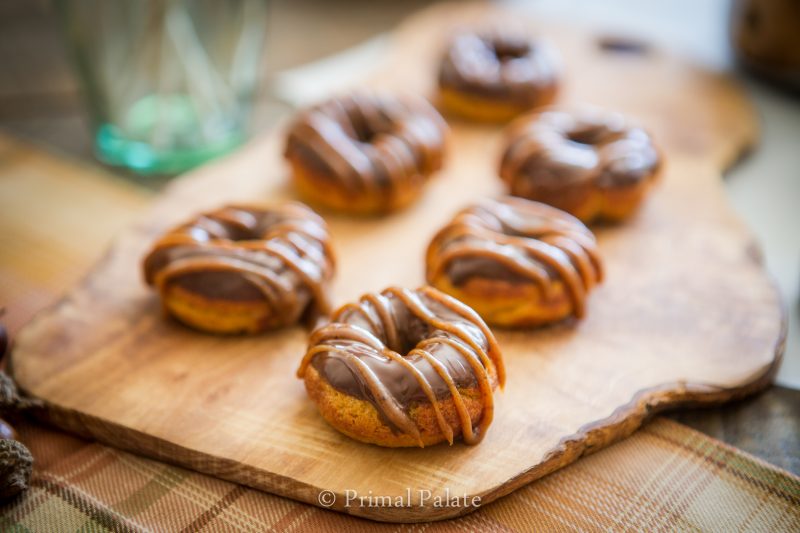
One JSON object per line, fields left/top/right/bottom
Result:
{"left": 10, "top": 2, "right": 784, "bottom": 523}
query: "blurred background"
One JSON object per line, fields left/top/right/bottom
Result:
{"left": 0, "top": 0, "right": 798, "bottom": 469}
{"left": 3, "top": 0, "right": 796, "bottom": 160}
{"left": 0, "top": 0, "right": 435, "bottom": 163}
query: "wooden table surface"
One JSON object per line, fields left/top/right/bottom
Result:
{"left": 0, "top": 0, "right": 797, "bottom": 477}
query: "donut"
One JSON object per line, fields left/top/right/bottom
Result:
{"left": 142, "top": 203, "right": 335, "bottom": 335}
{"left": 297, "top": 286, "right": 505, "bottom": 447}
{"left": 731, "top": 0, "right": 800, "bottom": 91}
{"left": 426, "top": 197, "right": 603, "bottom": 327}
{"left": 438, "top": 32, "right": 559, "bottom": 122}
{"left": 284, "top": 92, "right": 448, "bottom": 215}
{"left": 499, "top": 107, "right": 662, "bottom": 223}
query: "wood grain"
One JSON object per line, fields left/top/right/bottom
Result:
{"left": 9, "top": 3, "right": 785, "bottom": 522}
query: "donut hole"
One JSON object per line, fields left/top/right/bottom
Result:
{"left": 348, "top": 106, "right": 396, "bottom": 146}
{"left": 347, "top": 114, "right": 406, "bottom": 150}
{"left": 565, "top": 127, "right": 606, "bottom": 146}
{"left": 396, "top": 318, "right": 434, "bottom": 355}
{"left": 221, "top": 224, "right": 259, "bottom": 241}
{"left": 344, "top": 294, "right": 472, "bottom": 358}
{"left": 212, "top": 211, "right": 298, "bottom": 243}
{"left": 352, "top": 122, "right": 382, "bottom": 144}
{"left": 192, "top": 212, "right": 262, "bottom": 242}
{"left": 492, "top": 40, "right": 530, "bottom": 62}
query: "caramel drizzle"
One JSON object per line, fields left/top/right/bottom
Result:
{"left": 500, "top": 109, "right": 660, "bottom": 189}
{"left": 285, "top": 93, "right": 447, "bottom": 204}
{"left": 427, "top": 198, "right": 603, "bottom": 318}
{"left": 143, "top": 203, "right": 335, "bottom": 325}
{"left": 297, "top": 287, "right": 504, "bottom": 447}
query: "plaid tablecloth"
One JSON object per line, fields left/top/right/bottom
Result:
{"left": 2, "top": 416, "right": 798, "bottom": 532}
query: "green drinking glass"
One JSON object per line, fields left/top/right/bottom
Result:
{"left": 55, "top": 0, "right": 267, "bottom": 175}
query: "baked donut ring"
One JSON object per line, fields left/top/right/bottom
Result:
{"left": 500, "top": 107, "right": 662, "bottom": 223}
{"left": 438, "top": 32, "right": 559, "bottom": 122}
{"left": 143, "top": 203, "right": 335, "bottom": 335}
{"left": 284, "top": 92, "right": 448, "bottom": 215}
{"left": 426, "top": 197, "right": 603, "bottom": 327}
{"left": 297, "top": 286, "right": 505, "bottom": 447}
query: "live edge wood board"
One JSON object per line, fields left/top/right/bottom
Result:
{"left": 11, "top": 2, "right": 785, "bottom": 523}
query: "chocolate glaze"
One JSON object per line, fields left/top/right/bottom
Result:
{"left": 500, "top": 108, "right": 661, "bottom": 198}
{"left": 427, "top": 197, "right": 603, "bottom": 318}
{"left": 439, "top": 32, "right": 559, "bottom": 105}
{"left": 142, "top": 203, "right": 335, "bottom": 328}
{"left": 297, "top": 286, "right": 505, "bottom": 446}
{"left": 173, "top": 272, "right": 264, "bottom": 302}
{"left": 445, "top": 256, "right": 533, "bottom": 286}
{"left": 284, "top": 92, "right": 447, "bottom": 205}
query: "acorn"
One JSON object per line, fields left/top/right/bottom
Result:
{"left": 0, "top": 318, "right": 34, "bottom": 500}
{"left": 0, "top": 437, "right": 32, "bottom": 500}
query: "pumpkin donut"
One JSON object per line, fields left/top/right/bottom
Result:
{"left": 426, "top": 197, "right": 603, "bottom": 327}
{"left": 438, "top": 32, "right": 560, "bottom": 122}
{"left": 142, "top": 202, "right": 335, "bottom": 335}
{"left": 297, "top": 286, "right": 505, "bottom": 447}
{"left": 500, "top": 107, "right": 662, "bottom": 223}
{"left": 284, "top": 92, "right": 448, "bottom": 215}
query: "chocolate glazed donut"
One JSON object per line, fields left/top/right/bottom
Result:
{"left": 143, "top": 203, "right": 335, "bottom": 335}
{"left": 284, "top": 92, "right": 448, "bottom": 215}
{"left": 438, "top": 32, "right": 560, "bottom": 122}
{"left": 500, "top": 107, "right": 662, "bottom": 223}
{"left": 297, "top": 286, "right": 505, "bottom": 447}
{"left": 426, "top": 197, "right": 603, "bottom": 327}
